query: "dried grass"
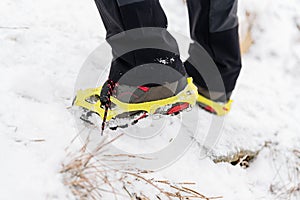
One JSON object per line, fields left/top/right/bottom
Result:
{"left": 240, "top": 11, "right": 256, "bottom": 55}
{"left": 60, "top": 134, "right": 222, "bottom": 200}
{"left": 267, "top": 145, "right": 300, "bottom": 200}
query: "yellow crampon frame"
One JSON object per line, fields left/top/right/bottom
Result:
{"left": 73, "top": 78, "right": 198, "bottom": 121}
{"left": 73, "top": 77, "right": 233, "bottom": 119}
{"left": 197, "top": 94, "right": 233, "bottom": 116}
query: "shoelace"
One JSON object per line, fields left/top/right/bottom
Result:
{"left": 99, "top": 79, "right": 116, "bottom": 135}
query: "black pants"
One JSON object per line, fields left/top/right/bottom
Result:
{"left": 94, "top": 0, "right": 241, "bottom": 94}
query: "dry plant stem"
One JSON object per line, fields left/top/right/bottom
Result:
{"left": 240, "top": 11, "right": 256, "bottom": 54}
{"left": 104, "top": 154, "right": 153, "bottom": 160}
{"left": 155, "top": 179, "right": 221, "bottom": 199}
{"left": 170, "top": 185, "right": 208, "bottom": 199}
{"left": 62, "top": 133, "right": 222, "bottom": 200}
{"left": 127, "top": 172, "right": 220, "bottom": 200}
{"left": 155, "top": 180, "right": 196, "bottom": 185}
{"left": 181, "top": 187, "right": 223, "bottom": 199}
{"left": 123, "top": 185, "right": 134, "bottom": 199}
{"left": 127, "top": 172, "right": 173, "bottom": 200}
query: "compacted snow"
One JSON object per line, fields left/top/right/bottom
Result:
{"left": 0, "top": 0, "right": 300, "bottom": 199}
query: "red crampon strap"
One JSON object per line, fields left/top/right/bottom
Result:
{"left": 101, "top": 80, "right": 115, "bottom": 135}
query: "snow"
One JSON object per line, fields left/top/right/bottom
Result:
{"left": 1, "top": 0, "right": 300, "bottom": 199}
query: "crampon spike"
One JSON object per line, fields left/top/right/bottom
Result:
{"left": 101, "top": 105, "right": 109, "bottom": 135}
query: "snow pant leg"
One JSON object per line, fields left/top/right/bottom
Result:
{"left": 185, "top": 0, "right": 242, "bottom": 94}
{"left": 94, "top": 0, "right": 186, "bottom": 85}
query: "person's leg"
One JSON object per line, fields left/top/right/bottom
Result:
{"left": 94, "top": 0, "right": 186, "bottom": 85}
{"left": 94, "top": 0, "right": 167, "bottom": 38}
{"left": 94, "top": 0, "right": 190, "bottom": 122}
{"left": 185, "top": 0, "right": 242, "bottom": 101}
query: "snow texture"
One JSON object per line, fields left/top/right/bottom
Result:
{"left": 0, "top": 0, "right": 300, "bottom": 199}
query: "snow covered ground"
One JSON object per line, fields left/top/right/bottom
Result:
{"left": 0, "top": 0, "right": 300, "bottom": 199}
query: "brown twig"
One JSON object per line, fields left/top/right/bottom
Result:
{"left": 61, "top": 133, "right": 222, "bottom": 200}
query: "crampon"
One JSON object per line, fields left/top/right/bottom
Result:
{"left": 72, "top": 77, "right": 198, "bottom": 131}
